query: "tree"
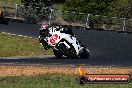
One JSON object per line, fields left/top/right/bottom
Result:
{"left": 20, "top": 0, "right": 53, "bottom": 23}
{"left": 62, "top": 0, "right": 114, "bottom": 15}
{"left": 52, "top": 0, "right": 65, "bottom": 3}
{"left": 110, "top": 0, "right": 132, "bottom": 18}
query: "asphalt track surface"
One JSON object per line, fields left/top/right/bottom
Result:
{"left": 0, "top": 22, "right": 132, "bottom": 67}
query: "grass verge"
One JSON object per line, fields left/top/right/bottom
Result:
{"left": 0, "top": 74, "right": 131, "bottom": 88}
{"left": 0, "top": 33, "right": 53, "bottom": 57}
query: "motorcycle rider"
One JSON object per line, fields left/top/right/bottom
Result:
{"left": 39, "top": 23, "right": 50, "bottom": 50}
{"left": 39, "top": 23, "right": 75, "bottom": 50}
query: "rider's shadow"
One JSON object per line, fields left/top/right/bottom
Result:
{"left": 51, "top": 56, "right": 89, "bottom": 59}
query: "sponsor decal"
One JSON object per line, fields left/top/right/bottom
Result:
{"left": 76, "top": 66, "right": 131, "bottom": 84}
{"left": 50, "top": 34, "right": 58, "bottom": 44}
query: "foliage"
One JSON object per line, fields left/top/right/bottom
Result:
{"left": 62, "top": 0, "right": 113, "bottom": 15}
{"left": 62, "top": 0, "right": 132, "bottom": 18}
{"left": 52, "top": 0, "right": 65, "bottom": 3}
{"left": 21, "top": 0, "right": 52, "bottom": 7}
{"left": 62, "top": 0, "right": 114, "bottom": 23}
{"left": 109, "top": 0, "right": 132, "bottom": 18}
{"left": 19, "top": 0, "right": 53, "bottom": 23}
{"left": 62, "top": 11, "right": 87, "bottom": 23}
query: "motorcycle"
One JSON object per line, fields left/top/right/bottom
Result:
{"left": 39, "top": 26, "right": 89, "bottom": 59}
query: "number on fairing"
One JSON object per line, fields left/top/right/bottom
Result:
{"left": 50, "top": 34, "right": 58, "bottom": 44}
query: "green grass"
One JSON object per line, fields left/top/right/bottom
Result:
{"left": 0, "top": 74, "right": 131, "bottom": 88}
{"left": 0, "top": 33, "right": 53, "bottom": 57}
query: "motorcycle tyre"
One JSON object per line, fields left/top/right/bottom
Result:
{"left": 53, "top": 49, "right": 63, "bottom": 59}
{"left": 59, "top": 43, "right": 77, "bottom": 58}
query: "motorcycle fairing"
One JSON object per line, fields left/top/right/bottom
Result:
{"left": 47, "top": 31, "right": 82, "bottom": 55}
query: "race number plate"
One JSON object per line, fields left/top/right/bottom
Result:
{"left": 50, "top": 34, "right": 58, "bottom": 44}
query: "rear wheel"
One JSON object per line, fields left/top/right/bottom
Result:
{"left": 59, "top": 43, "right": 77, "bottom": 58}
{"left": 53, "top": 49, "right": 63, "bottom": 58}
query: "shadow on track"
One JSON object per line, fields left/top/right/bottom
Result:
{"left": 0, "top": 55, "right": 131, "bottom": 67}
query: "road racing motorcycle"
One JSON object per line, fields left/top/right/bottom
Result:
{"left": 39, "top": 25, "right": 89, "bottom": 59}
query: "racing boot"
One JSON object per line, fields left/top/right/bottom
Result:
{"left": 39, "top": 37, "right": 50, "bottom": 50}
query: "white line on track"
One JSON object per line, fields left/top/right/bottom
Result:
{"left": 1, "top": 32, "right": 37, "bottom": 39}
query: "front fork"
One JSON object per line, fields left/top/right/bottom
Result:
{"left": 39, "top": 36, "right": 50, "bottom": 50}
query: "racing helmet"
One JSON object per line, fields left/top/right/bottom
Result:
{"left": 40, "top": 22, "right": 50, "bottom": 37}
{"left": 41, "top": 23, "right": 49, "bottom": 30}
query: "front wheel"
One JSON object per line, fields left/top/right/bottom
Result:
{"left": 53, "top": 49, "right": 63, "bottom": 58}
